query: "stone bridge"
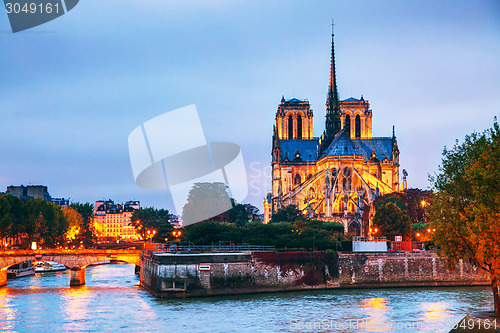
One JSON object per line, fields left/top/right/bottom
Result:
{"left": 0, "top": 249, "right": 142, "bottom": 287}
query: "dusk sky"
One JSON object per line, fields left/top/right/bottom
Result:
{"left": 1, "top": 0, "right": 499, "bottom": 214}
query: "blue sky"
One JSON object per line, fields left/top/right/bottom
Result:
{"left": 1, "top": 0, "right": 499, "bottom": 214}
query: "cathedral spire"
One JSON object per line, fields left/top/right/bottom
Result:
{"left": 328, "top": 22, "right": 338, "bottom": 109}
{"left": 321, "top": 22, "right": 342, "bottom": 153}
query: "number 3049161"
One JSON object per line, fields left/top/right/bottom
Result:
{"left": 5, "top": 2, "right": 60, "bottom": 14}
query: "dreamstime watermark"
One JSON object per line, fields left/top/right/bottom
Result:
{"left": 3, "top": 0, "right": 79, "bottom": 33}
{"left": 128, "top": 105, "right": 248, "bottom": 226}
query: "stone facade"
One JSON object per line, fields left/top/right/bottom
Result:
{"left": 263, "top": 33, "right": 400, "bottom": 237}
{"left": 92, "top": 200, "right": 141, "bottom": 240}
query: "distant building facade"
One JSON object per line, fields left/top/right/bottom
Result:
{"left": 263, "top": 32, "right": 400, "bottom": 236}
{"left": 92, "top": 200, "right": 141, "bottom": 241}
{"left": 6, "top": 185, "right": 70, "bottom": 206}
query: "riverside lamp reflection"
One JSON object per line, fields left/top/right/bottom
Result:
{"left": 128, "top": 105, "right": 248, "bottom": 226}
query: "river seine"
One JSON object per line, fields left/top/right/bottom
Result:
{"left": 0, "top": 264, "right": 493, "bottom": 332}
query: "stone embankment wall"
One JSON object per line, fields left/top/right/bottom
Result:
{"left": 140, "top": 251, "right": 338, "bottom": 297}
{"left": 140, "top": 251, "right": 489, "bottom": 298}
{"left": 338, "top": 252, "right": 488, "bottom": 288}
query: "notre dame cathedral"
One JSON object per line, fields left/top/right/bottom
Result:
{"left": 263, "top": 31, "right": 401, "bottom": 236}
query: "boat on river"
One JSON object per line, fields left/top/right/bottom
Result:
{"left": 7, "top": 261, "right": 35, "bottom": 278}
{"left": 34, "top": 261, "right": 68, "bottom": 273}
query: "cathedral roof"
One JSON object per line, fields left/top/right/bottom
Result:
{"left": 352, "top": 137, "right": 393, "bottom": 161}
{"left": 279, "top": 139, "right": 319, "bottom": 162}
{"left": 282, "top": 98, "right": 309, "bottom": 105}
{"left": 321, "top": 129, "right": 394, "bottom": 161}
{"left": 322, "top": 129, "right": 361, "bottom": 157}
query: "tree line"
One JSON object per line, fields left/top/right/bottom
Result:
{"left": 0, "top": 194, "right": 95, "bottom": 249}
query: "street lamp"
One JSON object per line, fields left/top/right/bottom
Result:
{"left": 172, "top": 230, "right": 182, "bottom": 239}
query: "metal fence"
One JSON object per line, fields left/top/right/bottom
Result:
{"left": 353, "top": 236, "right": 387, "bottom": 242}
{"left": 144, "top": 241, "right": 275, "bottom": 254}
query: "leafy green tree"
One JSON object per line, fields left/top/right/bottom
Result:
{"left": 62, "top": 206, "right": 83, "bottom": 247}
{"left": 71, "top": 202, "right": 96, "bottom": 248}
{"left": 182, "top": 182, "right": 232, "bottom": 226}
{"left": 23, "top": 199, "right": 68, "bottom": 248}
{"left": 429, "top": 119, "right": 500, "bottom": 316}
{"left": 373, "top": 201, "right": 411, "bottom": 241}
{"left": 4, "top": 194, "right": 26, "bottom": 246}
{"left": 374, "top": 188, "right": 431, "bottom": 225}
{"left": 227, "top": 202, "right": 260, "bottom": 227}
{"left": 131, "top": 207, "right": 172, "bottom": 242}
{"left": 0, "top": 195, "right": 13, "bottom": 248}
{"left": 271, "top": 204, "right": 303, "bottom": 223}
{"left": 184, "top": 221, "right": 243, "bottom": 244}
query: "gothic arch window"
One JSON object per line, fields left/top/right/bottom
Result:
{"left": 297, "top": 115, "right": 302, "bottom": 139}
{"left": 355, "top": 115, "right": 361, "bottom": 138}
{"left": 348, "top": 221, "right": 361, "bottom": 236}
{"left": 344, "top": 114, "right": 351, "bottom": 136}
{"left": 343, "top": 167, "right": 351, "bottom": 191}
{"left": 339, "top": 197, "right": 345, "bottom": 211}
{"left": 288, "top": 115, "right": 293, "bottom": 139}
{"left": 331, "top": 168, "right": 337, "bottom": 187}
{"left": 294, "top": 174, "right": 301, "bottom": 185}
{"left": 307, "top": 174, "right": 313, "bottom": 180}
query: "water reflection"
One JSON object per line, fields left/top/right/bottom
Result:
{"left": 61, "top": 286, "right": 93, "bottom": 332}
{"left": 360, "top": 297, "right": 391, "bottom": 332}
{"left": 0, "top": 271, "right": 494, "bottom": 333}
{"left": 0, "top": 288, "right": 17, "bottom": 332}
{"left": 420, "top": 301, "right": 452, "bottom": 328}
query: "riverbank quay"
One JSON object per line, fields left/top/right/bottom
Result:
{"left": 139, "top": 251, "right": 490, "bottom": 298}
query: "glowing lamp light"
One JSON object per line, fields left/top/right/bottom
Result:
{"left": 172, "top": 230, "right": 183, "bottom": 238}
{"left": 427, "top": 228, "right": 431, "bottom": 233}
{"left": 416, "top": 233, "right": 420, "bottom": 237}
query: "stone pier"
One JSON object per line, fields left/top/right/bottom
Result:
{"left": 0, "top": 267, "right": 7, "bottom": 287}
{"left": 70, "top": 267, "right": 86, "bottom": 286}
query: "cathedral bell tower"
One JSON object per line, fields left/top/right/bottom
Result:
{"left": 275, "top": 97, "right": 313, "bottom": 140}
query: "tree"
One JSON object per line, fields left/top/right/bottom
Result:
{"left": 62, "top": 206, "right": 83, "bottom": 247}
{"left": 429, "top": 119, "right": 500, "bottom": 316}
{"left": 71, "top": 202, "right": 96, "bottom": 248}
{"left": 182, "top": 182, "right": 232, "bottom": 226}
{"left": 271, "top": 205, "right": 303, "bottom": 223}
{"left": 227, "top": 202, "right": 261, "bottom": 227}
{"left": 373, "top": 201, "right": 411, "bottom": 241}
{"left": 131, "top": 207, "right": 172, "bottom": 242}
{"left": 23, "top": 199, "right": 68, "bottom": 248}
{"left": 0, "top": 195, "right": 13, "bottom": 248}
{"left": 5, "top": 194, "right": 26, "bottom": 246}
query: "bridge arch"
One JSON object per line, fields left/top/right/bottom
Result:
{"left": 0, "top": 250, "right": 142, "bottom": 287}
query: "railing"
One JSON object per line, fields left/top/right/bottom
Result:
{"left": 353, "top": 236, "right": 387, "bottom": 242}
{"left": 390, "top": 241, "right": 425, "bottom": 251}
{"left": 144, "top": 241, "right": 275, "bottom": 254}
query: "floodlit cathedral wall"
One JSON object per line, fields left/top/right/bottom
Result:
{"left": 263, "top": 33, "right": 400, "bottom": 237}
